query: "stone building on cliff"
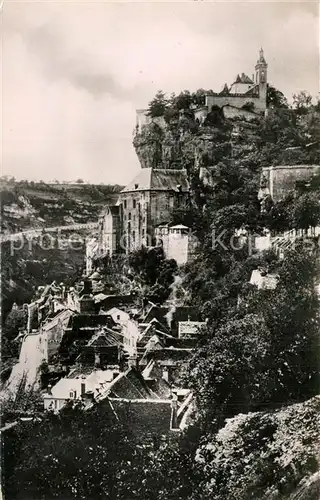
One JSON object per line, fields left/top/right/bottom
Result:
{"left": 136, "top": 48, "right": 268, "bottom": 133}
{"left": 86, "top": 168, "right": 191, "bottom": 272}
{"left": 203, "top": 48, "right": 268, "bottom": 117}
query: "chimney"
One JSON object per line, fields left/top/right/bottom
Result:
{"left": 162, "top": 367, "right": 170, "bottom": 383}
{"left": 94, "top": 352, "right": 101, "bottom": 367}
{"left": 47, "top": 384, "right": 52, "bottom": 395}
{"left": 82, "top": 277, "right": 92, "bottom": 295}
{"left": 170, "top": 392, "right": 179, "bottom": 430}
{"left": 128, "top": 355, "right": 138, "bottom": 370}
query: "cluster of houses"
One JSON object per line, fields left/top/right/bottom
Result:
{"left": 19, "top": 274, "right": 204, "bottom": 434}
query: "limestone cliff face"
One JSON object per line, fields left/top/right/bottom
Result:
{"left": 133, "top": 122, "right": 164, "bottom": 169}
{"left": 133, "top": 114, "right": 260, "bottom": 172}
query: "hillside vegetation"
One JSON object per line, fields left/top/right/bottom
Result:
{"left": 1, "top": 179, "right": 122, "bottom": 233}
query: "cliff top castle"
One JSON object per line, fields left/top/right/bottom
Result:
{"left": 136, "top": 48, "right": 268, "bottom": 130}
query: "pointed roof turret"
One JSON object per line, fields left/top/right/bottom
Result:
{"left": 257, "top": 47, "right": 267, "bottom": 65}
{"left": 220, "top": 83, "right": 230, "bottom": 95}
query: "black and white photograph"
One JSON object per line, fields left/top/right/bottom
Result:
{"left": 1, "top": 1, "right": 319, "bottom": 499}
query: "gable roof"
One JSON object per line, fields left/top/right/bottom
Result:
{"left": 41, "top": 309, "right": 73, "bottom": 332}
{"left": 170, "top": 224, "right": 189, "bottom": 230}
{"left": 95, "top": 367, "right": 168, "bottom": 402}
{"left": 240, "top": 73, "right": 254, "bottom": 84}
{"left": 121, "top": 169, "right": 189, "bottom": 193}
{"left": 86, "top": 328, "right": 123, "bottom": 348}
{"left": 232, "top": 73, "right": 254, "bottom": 86}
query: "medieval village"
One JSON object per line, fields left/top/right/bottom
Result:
{"left": 1, "top": 8, "right": 320, "bottom": 498}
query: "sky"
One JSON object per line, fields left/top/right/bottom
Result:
{"left": 2, "top": 0, "right": 319, "bottom": 185}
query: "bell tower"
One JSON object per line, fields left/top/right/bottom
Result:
{"left": 255, "top": 48, "right": 268, "bottom": 111}
{"left": 255, "top": 48, "right": 268, "bottom": 85}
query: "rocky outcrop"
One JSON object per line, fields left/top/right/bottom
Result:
{"left": 133, "top": 114, "right": 260, "bottom": 173}
{"left": 133, "top": 122, "right": 164, "bottom": 169}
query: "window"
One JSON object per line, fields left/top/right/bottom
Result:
{"left": 142, "top": 228, "right": 145, "bottom": 238}
{"left": 124, "top": 200, "right": 127, "bottom": 209}
{"left": 128, "top": 212, "right": 131, "bottom": 221}
{"left": 133, "top": 199, "right": 136, "bottom": 209}
{"left": 69, "top": 391, "right": 73, "bottom": 398}
{"left": 133, "top": 215, "right": 136, "bottom": 223}
{"left": 132, "top": 231, "right": 135, "bottom": 241}
{"left": 117, "top": 314, "right": 120, "bottom": 320}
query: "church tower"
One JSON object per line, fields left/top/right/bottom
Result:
{"left": 255, "top": 48, "right": 268, "bottom": 111}
{"left": 255, "top": 48, "right": 268, "bottom": 85}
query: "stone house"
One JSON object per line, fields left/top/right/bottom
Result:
{"left": 118, "top": 168, "right": 190, "bottom": 253}
{"left": 76, "top": 329, "right": 123, "bottom": 370}
{"left": 86, "top": 168, "right": 190, "bottom": 263}
{"left": 178, "top": 320, "right": 207, "bottom": 339}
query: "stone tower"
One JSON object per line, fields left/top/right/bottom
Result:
{"left": 255, "top": 48, "right": 268, "bottom": 105}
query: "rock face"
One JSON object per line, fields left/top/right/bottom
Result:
{"left": 133, "top": 114, "right": 260, "bottom": 173}
{"left": 133, "top": 122, "right": 164, "bottom": 169}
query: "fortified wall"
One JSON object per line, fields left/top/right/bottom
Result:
{"left": 260, "top": 165, "right": 320, "bottom": 203}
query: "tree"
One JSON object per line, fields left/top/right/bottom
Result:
{"left": 291, "top": 192, "right": 320, "bottom": 230}
{"left": 194, "top": 397, "right": 320, "bottom": 500}
{"left": 293, "top": 91, "right": 313, "bottom": 114}
{"left": 3, "top": 403, "right": 136, "bottom": 500}
{"left": 264, "top": 197, "right": 292, "bottom": 232}
{"left": 191, "top": 89, "right": 207, "bottom": 107}
{"left": 245, "top": 246, "right": 320, "bottom": 405}
{"left": 2, "top": 306, "right": 28, "bottom": 359}
{"left": 171, "top": 90, "right": 193, "bottom": 110}
{"left": 147, "top": 91, "right": 169, "bottom": 118}
{"left": 267, "top": 85, "right": 288, "bottom": 109}
{"left": 76, "top": 178, "right": 84, "bottom": 184}
{"left": 185, "top": 314, "right": 272, "bottom": 428}
{"left": 128, "top": 247, "right": 178, "bottom": 304}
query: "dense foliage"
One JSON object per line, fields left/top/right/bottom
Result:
{"left": 128, "top": 246, "right": 178, "bottom": 304}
